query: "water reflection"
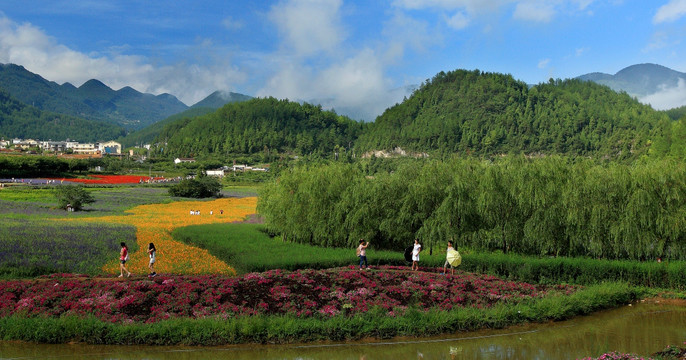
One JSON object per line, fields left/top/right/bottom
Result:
{"left": 1, "top": 303, "right": 685, "bottom": 360}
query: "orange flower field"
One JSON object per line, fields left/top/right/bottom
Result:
{"left": 64, "top": 197, "right": 257, "bottom": 275}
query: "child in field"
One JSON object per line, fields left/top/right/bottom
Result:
{"left": 411, "top": 239, "right": 422, "bottom": 271}
{"left": 148, "top": 242, "right": 157, "bottom": 277}
{"left": 357, "top": 239, "right": 370, "bottom": 270}
{"left": 119, "top": 242, "right": 132, "bottom": 278}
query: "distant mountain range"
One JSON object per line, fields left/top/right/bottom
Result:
{"left": 1, "top": 62, "right": 684, "bottom": 149}
{"left": 577, "top": 63, "right": 686, "bottom": 110}
{"left": 0, "top": 63, "right": 252, "bottom": 132}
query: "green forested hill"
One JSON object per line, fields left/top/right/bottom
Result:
{"left": 0, "top": 88, "right": 126, "bottom": 142}
{"left": 121, "top": 91, "right": 254, "bottom": 147}
{"left": 665, "top": 105, "right": 686, "bottom": 121}
{"left": 355, "top": 69, "right": 670, "bottom": 160}
{"left": 155, "top": 97, "right": 366, "bottom": 158}
{"left": 120, "top": 107, "right": 216, "bottom": 148}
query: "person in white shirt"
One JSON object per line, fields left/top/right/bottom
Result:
{"left": 411, "top": 239, "right": 422, "bottom": 271}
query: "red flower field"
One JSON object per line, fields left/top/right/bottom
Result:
{"left": 0, "top": 266, "right": 579, "bottom": 323}
{"left": 50, "top": 175, "right": 166, "bottom": 184}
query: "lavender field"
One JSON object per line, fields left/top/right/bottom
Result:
{"left": 0, "top": 218, "right": 137, "bottom": 277}
{"left": 0, "top": 186, "right": 169, "bottom": 277}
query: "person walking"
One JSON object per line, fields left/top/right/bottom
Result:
{"left": 411, "top": 239, "right": 422, "bottom": 271}
{"left": 119, "top": 242, "right": 132, "bottom": 278}
{"left": 148, "top": 242, "right": 157, "bottom": 277}
{"left": 357, "top": 239, "right": 370, "bottom": 270}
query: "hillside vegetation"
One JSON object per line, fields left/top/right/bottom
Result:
{"left": 355, "top": 70, "right": 670, "bottom": 160}
{"left": 154, "top": 97, "right": 366, "bottom": 158}
{"left": 0, "top": 88, "right": 126, "bottom": 142}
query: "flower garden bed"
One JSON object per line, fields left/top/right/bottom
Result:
{"left": 0, "top": 266, "right": 578, "bottom": 324}
{"left": 49, "top": 175, "right": 166, "bottom": 184}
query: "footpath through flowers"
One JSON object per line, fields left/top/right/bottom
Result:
{"left": 64, "top": 197, "right": 257, "bottom": 275}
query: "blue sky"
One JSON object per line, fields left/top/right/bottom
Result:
{"left": 0, "top": 0, "right": 685, "bottom": 120}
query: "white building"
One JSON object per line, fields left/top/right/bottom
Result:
{"left": 206, "top": 169, "right": 225, "bottom": 177}
{"left": 71, "top": 143, "right": 97, "bottom": 154}
{"left": 174, "top": 158, "right": 196, "bottom": 164}
{"left": 99, "top": 141, "right": 122, "bottom": 154}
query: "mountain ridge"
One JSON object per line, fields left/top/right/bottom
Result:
{"left": 577, "top": 63, "right": 686, "bottom": 110}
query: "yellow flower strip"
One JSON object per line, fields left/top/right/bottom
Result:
{"left": 66, "top": 197, "right": 257, "bottom": 275}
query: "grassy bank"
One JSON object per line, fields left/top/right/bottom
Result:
{"left": 0, "top": 282, "right": 637, "bottom": 345}
{"left": 174, "top": 223, "right": 686, "bottom": 289}
{"left": 173, "top": 223, "right": 406, "bottom": 274}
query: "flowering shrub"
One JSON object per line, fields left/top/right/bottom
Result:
{"left": 0, "top": 266, "right": 579, "bottom": 323}
{"left": 577, "top": 352, "right": 651, "bottom": 360}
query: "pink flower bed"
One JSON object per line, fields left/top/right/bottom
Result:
{"left": 0, "top": 266, "right": 579, "bottom": 323}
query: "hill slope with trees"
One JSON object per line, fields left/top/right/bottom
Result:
{"left": 0, "top": 88, "right": 126, "bottom": 142}
{"left": 355, "top": 69, "right": 670, "bottom": 160}
{"left": 153, "top": 97, "right": 366, "bottom": 159}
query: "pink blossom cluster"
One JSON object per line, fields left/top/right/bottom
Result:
{"left": 0, "top": 266, "right": 579, "bottom": 323}
{"left": 577, "top": 352, "right": 652, "bottom": 360}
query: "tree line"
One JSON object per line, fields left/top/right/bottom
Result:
{"left": 258, "top": 156, "right": 686, "bottom": 261}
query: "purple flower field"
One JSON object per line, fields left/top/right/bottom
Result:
{"left": 0, "top": 218, "right": 137, "bottom": 276}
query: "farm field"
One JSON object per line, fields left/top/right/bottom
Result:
{"left": 0, "top": 184, "right": 681, "bottom": 351}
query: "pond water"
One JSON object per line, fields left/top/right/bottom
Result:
{"left": 2, "top": 301, "right": 685, "bottom": 360}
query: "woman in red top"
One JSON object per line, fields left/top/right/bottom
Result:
{"left": 119, "top": 242, "right": 132, "bottom": 278}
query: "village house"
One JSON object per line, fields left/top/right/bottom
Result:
{"left": 39, "top": 141, "right": 67, "bottom": 153}
{"left": 205, "top": 168, "right": 225, "bottom": 177}
{"left": 13, "top": 139, "right": 39, "bottom": 150}
{"left": 174, "top": 158, "right": 196, "bottom": 164}
{"left": 99, "top": 141, "right": 122, "bottom": 155}
{"left": 70, "top": 143, "right": 98, "bottom": 155}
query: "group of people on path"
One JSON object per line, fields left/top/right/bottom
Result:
{"left": 118, "top": 242, "right": 157, "bottom": 278}
{"left": 356, "top": 238, "right": 460, "bottom": 274}
{"left": 118, "top": 236, "right": 457, "bottom": 278}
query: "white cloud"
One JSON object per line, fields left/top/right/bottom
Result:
{"left": 0, "top": 15, "right": 246, "bottom": 105}
{"left": 573, "top": 0, "right": 595, "bottom": 10}
{"left": 269, "top": 0, "right": 345, "bottom": 58}
{"left": 513, "top": 1, "right": 557, "bottom": 22}
{"left": 222, "top": 16, "right": 245, "bottom": 30}
{"left": 392, "top": 0, "right": 504, "bottom": 14}
{"left": 257, "top": 0, "right": 417, "bottom": 121}
{"left": 576, "top": 47, "right": 589, "bottom": 56}
{"left": 654, "top": 0, "right": 686, "bottom": 24}
{"left": 538, "top": 58, "right": 550, "bottom": 68}
{"left": 257, "top": 48, "right": 405, "bottom": 121}
{"left": 382, "top": 12, "right": 438, "bottom": 58}
{"left": 447, "top": 11, "right": 471, "bottom": 29}
{"left": 394, "top": 0, "right": 598, "bottom": 25}
{"left": 639, "top": 78, "right": 686, "bottom": 110}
